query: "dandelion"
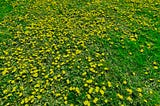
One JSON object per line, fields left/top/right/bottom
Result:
{"left": 37, "top": 95, "right": 42, "bottom": 99}
{"left": 126, "top": 96, "right": 133, "bottom": 102}
{"left": 140, "top": 49, "right": 144, "bottom": 53}
{"left": 107, "top": 81, "right": 112, "bottom": 87}
{"left": 83, "top": 100, "right": 90, "bottom": 106}
{"left": 84, "top": 83, "right": 88, "bottom": 87}
{"left": 89, "top": 68, "right": 96, "bottom": 73}
{"left": 75, "top": 87, "right": 80, "bottom": 94}
{"left": 75, "top": 49, "right": 82, "bottom": 54}
{"left": 117, "top": 93, "right": 123, "bottom": 100}
{"left": 104, "top": 67, "right": 109, "bottom": 71}
{"left": 149, "top": 90, "right": 153, "bottom": 94}
{"left": 100, "top": 89, "right": 105, "bottom": 95}
{"left": 24, "top": 97, "right": 29, "bottom": 103}
{"left": 3, "top": 89, "right": 8, "bottom": 94}
{"left": 2, "top": 69, "right": 9, "bottom": 75}
{"left": 153, "top": 61, "right": 157, "bottom": 65}
{"left": 126, "top": 88, "right": 132, "bottom": 94}
{"left": 64, "top": 101, "right": 68, "bottom": 104}
{"left": 62, "top": 70, "right": 66, "bottom": 74}
{"left": 123, "top": 80, "right": 127, "bottom": 84}
{"left": 87, "top": 94, "right": 91, "bottom": 99}
{"left": 104, "top": 99, "right": 108, "bottom": 103}
{"left": 82, "top": 72, "right": 87, "bottom": 76}
{"left": 86, "top": 79, "right": 93, "bottom": 83}
{"left": 93, "top": 97, "right": 99, "bottom": 103}
{"left": 21, "top": 99, "right": 25, "bottom": 104}
{"left": 95, "top": 86, "right": 100, "bottom": 93}
{"left": 32, "top": 73, "right": 38, "bottom": 77}
{"left": 34, "top": 84, "right": 40, "bottom": 88}
{"left": 144, "top": 99, "right": 147, "bottom": 103}
{"left": 66, "top": 79, "right": 70, "bottom": 84}
{"left": 139, "top": 93, "right": 143, "bottom": 97}
{"left": 88, "top": 87, "right": 94, "bottom": 94}
{"left": 136, "top": 88, "right": 142, "bottom": 92}
{"left": 56, "top": 93, "right": 61, "bottom": 97}
{"left": 70, "top": 104, "right": 74, "bottom": 106}
{"left": 153, "top": 66, "right": 158, "bottom": 69}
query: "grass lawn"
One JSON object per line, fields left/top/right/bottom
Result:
{"left": 0, "top": 0, "right": 160, "bottom": 106}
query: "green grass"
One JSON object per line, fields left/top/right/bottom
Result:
{"left": 0, "top": 0, "right": 160, "bottom": 106}
{"left": 0, "top": 0, "right": 13, "bottom": 43}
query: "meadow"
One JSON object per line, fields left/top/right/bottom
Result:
{"left": 0, "top": 0, "right": 160, "bottom": 106}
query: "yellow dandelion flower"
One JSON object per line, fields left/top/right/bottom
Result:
{"left": 21, "top": 99, "right": 25, "bottom": 104}
{"left": 56, "top": 93, "right": 61, "bottom": 97}
{"left": 64, "top": 96, "right": 67, "bottom": 100}
{"left": 126, "top": 88, "right": 132, "bottom": 94}
{"left": 52, "top": 90, "right": 55, "bottom": 94}
{"left": 87, "top": 56, "right": 92, "bottom": 62}
{"left": 136, "top": 88, "right": 142, "bottom": 92}
{"left": 126, "top": 96, "right": 133, "bottom": 102}
{"left": 140, "top": 49, "right": 144, "bottom": 53}
{"left": 54, "top": 76, "right": 57, "bottom": 80}
{"left": 3, "top": 89, "right": 8, "bottom": 94}
{"left": 86, "top": 79, "right": 93, "bottom": 84}
{"left": 25, "top": 104, "right": 29, "bottom": 106}
{"left": 123, "top": 80, "right": 127, "bottom": 84}
{"left": 62, "top": 70, "right": 66, "bottom": 74}
{"left": 66, "top": 79, "right": 70, "bottom": 84}
{"left": 153, "top": 66, "right": 158, "bottom": 69}
{"left": 144, "top": 71, "right": 148, "bottom": 74}
{"left": 104, "top": 67, "right": 109, "bottom": 71}
{"left": 82, "top": 72, "right": 87, "bottom": 76}
{"left": 149, "top": 90, "right": 153, "bottom": 94}
{"left": 129, "top": 52, "right": 132, "bottom": 55}
{"left": 84, "top": 83, "right": 88, "bottom": 87}
{"left": 12, "top": 86, "right": 17, "bottom": 92}
{"left": 19, "top": 92, "right": 23, "bottom": 97}
{"left": 34, "top": 84, "right": 40, "bottom": 88}
{"left": 88, "top": 87, "right": 94, "bottom": 94}
{"left": 153, "top": 61, "right": 157, "bottom": 65}
{"left": 24, "top": 97, "right": 29, "bottom": 103}
{"left": 31, "top": 91, "right": 36, "bottom": 95}
{"left": 100, "top": 89, "right": 105, "bottom": 95}
{"left": 104, "top": 99, "right": 108, "bottom": 103}
{"left": 95, "top": 86, "right": 100, "bottom": 93}
{"left": 87, "top": 94, "right": 91, "bottom": 99}
{"left": 139, "top": 93, "right": 143, "bottom": 97}
{"left": 44, "top": 75, "right": 49, "bottom": 79}
{"left": 93, "top": 97, "right": 99, "bottom": 103}
{"left": 83, "top": 100, "right": 90, "bottom": 106}
{"left": 144, "top": 99, "right": 147, "bottom": 103}
{"left": 37, "top": 95, "right": 42, "bottom": 99}
{"left": 69, "top": 87, "right": 73, "bottom": 91}
{"left": 32, "top": 73, "right": 38, "bottom": 77}
{"left": 75, "top": 87, "right": 80, "bottom": 94}
{"left": 70, "top": 104, "right": 74, "bottom": 106}
{"left": 107, "top": 81, "right": 112, "bottom": 87}
{"left": 117, "top": 93, "right": 123, "bottom": 100}
{"left": 75, "top": 50, "right": 81, "bottom": 54}
{"left": 89, "top": 68, "right": 96, "bottom": 73}
{"left": 132, "top": 72, "right": 136, "bottom": 76}
{"left": 64, "top": 101, "right": 68, "bottom": 104}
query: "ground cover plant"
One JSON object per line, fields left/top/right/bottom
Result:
{"left": 0, "top": 0, "right": 160, "bottom": 105}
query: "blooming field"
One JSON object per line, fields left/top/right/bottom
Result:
{"left": 0, "top": 0, "right": 160, "bottom": 105}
